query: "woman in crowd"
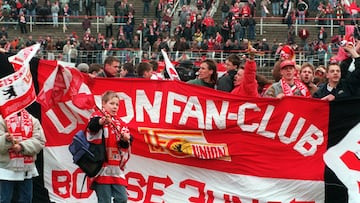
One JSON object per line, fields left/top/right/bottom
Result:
{"left": 187, "top": 59, "right": 218, "bottom": 88}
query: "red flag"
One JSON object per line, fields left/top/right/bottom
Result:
{"left": 37, "top": 62, "right": 95, "bottom": 110}
{"left": 0, "top": 65, "right": 36, "bottom": 118}
{"left": 0, "top": 44, "right": 40, "bottom": 118}
{"left": 8, "top": 44, "right": 40, "bottom": 71}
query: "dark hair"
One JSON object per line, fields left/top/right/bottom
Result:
{"left": 201, "top": 59, "right": 218, "bottom": 84}
{"left": 136, "top": 62, "right": 153, "bottom": 77}
{"left": 123, "top": 62, "right": 135, "bottom": 73}
{"left": 256, "top": 73, "right": 272, "bottom": 94}
{"left": 104, "top": 56, "right": 120, "bottom": 66}
{"left": 226, "top": 54, "right": 241, "bottom": 68}
{"left": 149, "top": 60, "right": 159, "bottom": 71}
{"left": 89, "top": 63, "right": 103, "bottom": 74}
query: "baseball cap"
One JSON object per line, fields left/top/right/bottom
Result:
{"left": 280, "top": 60, "right": 295, "bottom": 69}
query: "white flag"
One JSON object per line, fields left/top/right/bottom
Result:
{"left": 161, "top": 49, "right": 180, "bottom": 80}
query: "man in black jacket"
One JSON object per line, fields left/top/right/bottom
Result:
{"left": 313, "top": 42, "right": 360, "bottom": 101}
{"left": 217, "top": 54, "right": 242, "bottom": 92}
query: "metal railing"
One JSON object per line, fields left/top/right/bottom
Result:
{"left": 0, "top": 15, "right": 353, "bottom": 37}
{"left": 37, "top": 49, "right": 327, "bottom": 80}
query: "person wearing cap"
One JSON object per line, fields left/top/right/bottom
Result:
{"left": 263, "top": 60, "right": 310, "bottom": 98}
{"left": 313, "top": 41, "right": 360, "bottom": 101}
{"left": 300, "top": 62, "right": 318, "bottom": 95}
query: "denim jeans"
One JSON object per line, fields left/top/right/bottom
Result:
{"left": 272, "top": 2, "right": 280, "bottom": 16}
{"left": 93, "top": 183, "right": 127, "bottom": 203}
{"left": 0, "top": 179, "right": 33, "bottom": 203}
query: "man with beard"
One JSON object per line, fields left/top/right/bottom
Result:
{"left": 300, "top": 62, "right": 318, "bottom": 95}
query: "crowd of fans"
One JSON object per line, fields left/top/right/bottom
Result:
{"left": 0, "top": 0, "right": 359, "bottom": 65}
{"left": 0, "top": 0, "right": 360, "bottom": 74}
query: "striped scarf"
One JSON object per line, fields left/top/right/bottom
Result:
{"left": 5, "top": 110, "right": 34, "bottom": 171}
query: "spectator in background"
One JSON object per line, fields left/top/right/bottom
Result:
{"left": 287, "top": 25, "right": 295, "bottom": 44}
{"left": 143, "top": 0, "right": 151, "bottom": 16}
{"left": 272, "top": 0, "right": 281, "bottom": 16}
{"left": 51, "top": 1, "right": 59, "bottom": 28}
{"left": 247, "top": 15, "right": 256, "bottom": 40}
{"left": 221, "top": 0, "right": 230, "bottom": 21}
{"left": 325, "top": 2, "right": 333, "bottom": 26}
{"left": 25, "top": 35, "right": 36, "bottom": 47}
{"left": 217, "top": 54, "right": 241, "bottom": 92}
{"left": 282, "top": 0, "right": 292, "bottom": 24}
{"left": 315, "top": 40, "right": 327, "bottom": 64}
{"left": 338, "top": 20, "right": 345, "bottom": 37}
{"left": 297, "top": 0, "right": 308, "bottom": 25}
{"left": 18, "top": 13, "right": 27, "bottom": 34}
{"left": 82, "top": 15, "right": 92, "bottom": 32}
{"left": 155, "top": 0, "right": 163, "bottom": 23}
{"left": 84, "top": 0, "right": 92, "bottom": 16}
{"left": 335, "top": 2, "right": 344, "bottom": 24}
{"left": 70, "top": 0, "right": 80, "bottom": 16}
{"left": 187, "top": 59, "right": 218, "bottom": 89}
{"left": 124, "top": 19, "right": 134, "bottom": 45}
{"left": 0, "top": 27, "right": 8, "bottom": 39}
{"left": 96, "top": 0, "right": 106, "bottom": 17}
{"left": 220, "top": 18, "right": 231, "bottom": 43}
{"left": 260, "top": 0, "right": 271, "bottom": 17}
{"left": 62, "top": 3, "right": 71, "bottom": 31}
{"left": 298, "top": 28, "right": 309, "bottom": 47}
{"left": 239, "top": 16, "right": 248, "bottom": 41}
{"left": 202, "top": 12, "right": 215, "bottom": 39}
{"left": 104, "top": 11, "right": 114, "bottom": 38}
{"left": 24, "top": 0, "right": 37, "bottom": 22}
{"left": 193, "top": 28, "right": 203, "bottom": 47}
{"left": 318, "top": 26, "right": 327, "bottom": 43}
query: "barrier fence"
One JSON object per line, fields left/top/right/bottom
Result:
{"left": 38, "top": 48, "right": 328, "bottom": 80}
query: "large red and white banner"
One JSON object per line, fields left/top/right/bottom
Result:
{"left": 35, "top": 60, "right": 331, "bottom": 203}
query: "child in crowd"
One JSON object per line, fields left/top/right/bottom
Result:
{"left": 86, "top": 91, "right": 132, "bottom": 203}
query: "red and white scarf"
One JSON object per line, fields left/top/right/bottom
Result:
{"left": 5, "top": 110, "right": 34, "bottom": 171}
{"left": 280, "top": 78, "right": 310, "bottom": 97}
{"left": 93, "top": 109, "right": 131, "bottom": 170}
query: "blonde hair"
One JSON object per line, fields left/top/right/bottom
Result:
{"left": 101, "top": 91, "right": 119, "bottom": 103}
